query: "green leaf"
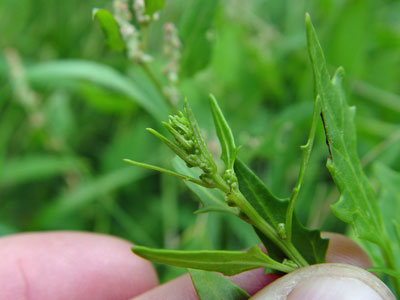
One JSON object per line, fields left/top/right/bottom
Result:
{"left": 306, "top": 15, "right": 400, "bottom": 294}
{"left": 92, "top": 8, "right": 125, "bottom": 51}
{"left": 132, "top": 245, "right": 294, "bottom": 275}
{"left": 0, "top": 155, "right": 83, "bottom": 186}
{"left": 368, "top": 268, "right": 400, "bottom": 280}
{"left": 34, "top": 167, "right": 149, "bottom": 228}
{"left": 144, "top": 0, "right": 164, "bottom": 16}
{"left": 179, "top": 0, "right": 219, "bottom": 78}
{"left": 373, "top": 164, "right": 400, "bottom": 271}
{"left": 209, "top": 94, "right": 239, "bottom": 170}
{"left": 172, "top": 157, "right": 238, "bottom": 215}
{"left": 305, "top": 14, "right": 385, "bottom": 245}
{"left": 79, "top": 83, "right": 137, "bottom": 115}
{"left": 27, "top": 60, "right": 169, "bottom": 120}
{"left": 234, "top": 159, "right": 328, "bottom": 264}
{"left": 124, "top": 159, "right": 212, "bottom": 188}
{"left": 189, "top": 269, "right": 249, "bottom": 300}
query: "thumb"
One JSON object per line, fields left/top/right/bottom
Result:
{"left": 250, "top": 263, "right": 395, "bottom": 300}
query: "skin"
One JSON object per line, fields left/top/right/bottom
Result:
{"left": 0, "top": 231, "right": 392, "bottom": 300}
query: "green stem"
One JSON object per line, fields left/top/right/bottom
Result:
{"left": 212, "top": 173, "right": 309, "bottom": 269}
{"left": 267, "top": 260, "right": 296, "bottom": 273}
{"left": 140, "top": 25, "right": 149, "bottom": 51}
{"left": 286, "top": 97, "right": 320, "bottom": 243}
{"left": 230, "top": 191, "right": 309, "bottom": 268}
{"left": 380, "top": 240, "right": 400, "bottom": 297}
{"left": 139, "top": 62, "right": 176, "bottom": 113}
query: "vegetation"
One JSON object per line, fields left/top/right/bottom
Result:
{"left": 1, "top": 0, "right": 400, "bottom": 298}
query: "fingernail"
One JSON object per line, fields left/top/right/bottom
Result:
{"left": 287, "top": 276, "right": 382, "bottom": 300}
{"left": 250, "top": 264, "right": 395, "bottom": 300}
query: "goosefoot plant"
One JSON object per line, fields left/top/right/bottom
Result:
{"left": 121, "top": 14, "right": 400, "bottom": 300}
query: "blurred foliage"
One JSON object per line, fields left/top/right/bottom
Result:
{"left": 0, "top": 0, "right": 399, "bottom": 282}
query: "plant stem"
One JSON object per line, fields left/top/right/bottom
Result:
{"left": 267, "top": 260, "right": 296, "bottom": 273}
{"left": 380, "top": 239, "right": 400, "bottom": 297}
{"left": 139, "top": 62, "right": 177, "bottom": 113}
{"left": 212, "top": 173, "right": 309, "bottom": 269}
{"left": 286, "top": 97, "right": 320, "bottom": 243}
{"left": 230, "top": 191, "right": 309, "bottom": 268}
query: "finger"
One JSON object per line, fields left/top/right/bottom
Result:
{"left": 0, "top": 231, "right": 158, "bottom": 300}
{"left": 131, "top": 268, "right": 279, "bottom": 300}
{"left": 249, "top": 263, "right": 395, "bottom": 300}
{"left": 132, "top": 233, "right": 377, "bottom": 300}
{"left": 323, "top": 232, "right": 373, "bottom": 268}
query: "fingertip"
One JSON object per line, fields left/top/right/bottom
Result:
{"left": 0, "top": 231, "right": 158, "bottom": 300}
{"left": 323, "top": 232, "right": 373, "bottom": 269}
{"left": 250, "top": 264, "right": 395, "bottom": 300}
{"left": 131, "top": 268, "right": 279, "bottom": 300}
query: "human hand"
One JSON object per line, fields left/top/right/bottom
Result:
{"left": 131, "top": 232, "right": 395, "bottom": 300}
{"left": 0, "top": 231, "right": 158, "bottom": 299}
{"left": 0, "top": 231, "right": 395, "bottom": 300}
{"left": 248, "top": 233, "right": 395, "bottom": 300}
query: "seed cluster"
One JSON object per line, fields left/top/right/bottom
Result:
{"left": 164, "top": 112, "right": 214, "bottom": 175}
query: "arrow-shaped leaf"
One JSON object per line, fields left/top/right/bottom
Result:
{"left": 235, "top": 159, "right": 328, "bottom": 264}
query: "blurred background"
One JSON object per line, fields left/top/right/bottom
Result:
{"left": 0, "top": 0, "right": 399, "bottom": 281}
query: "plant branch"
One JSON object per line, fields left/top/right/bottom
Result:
{"left": 380, "top": 240, "right": 400, "bottom": 297}
{"left": 286, "top": 96, "right": 321, "bottom": 243}
{"left": 227, "top": 189, "right": 309, "bottom": 268}
{"left": 139, "top": 62, "right": 176, "bottom": 113}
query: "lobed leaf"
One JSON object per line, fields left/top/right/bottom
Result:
{"left": 305, "top": 14, "right": 385, "bottom": 245}
{"left": 132, "top": 245, "right": 294, "bottom": 275}
{"left": 92, "top": 8, "right": 125, "bottom": 51}
{"left": 234, "top": 159, "right": 328, "bottom": 264}
{"left": 189, "top": 269, "right": 249, "bottom": 300}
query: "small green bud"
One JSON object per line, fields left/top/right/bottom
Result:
{"left": 277, "top": 223, "right": 287, "bottom": 239}
{"left": 199, "top": 174, "right": 215, "bottom": 186}
{"left": 187, "top": 154, "right": 201, "bottom": 167}
{"left": 223, "top": 169, "right": 238, "bottom": 191}
{"left": 282, "top": 259, "right": 298, "bottom": 269}
{"left": 162, "top": 122, "right": 194, "bottom": 152}
{"left": 168, "top": 114, "right": 190, "bottom": 136}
